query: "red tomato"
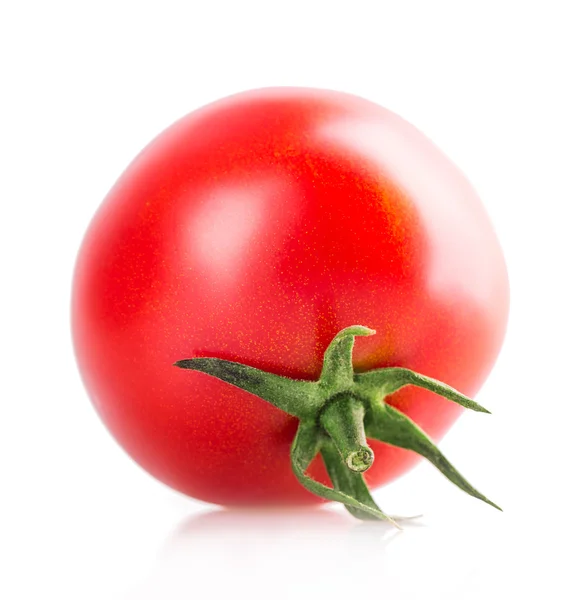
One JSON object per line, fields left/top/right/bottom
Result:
{"left": 72, "top": 88, "right": 509, "bottom": 506}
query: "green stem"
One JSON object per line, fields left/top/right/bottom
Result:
{"left": 320, "top": 441, "right": 398, "bottom": 526}
{"left": 291, "top": 422, "right": 393, "bottom": 522}
{"left": 320, "top": 394, "right": 374, "bottom": 473}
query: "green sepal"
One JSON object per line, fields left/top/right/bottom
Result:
{"left": 175, "top": 325, "right": 501, "bottom": 521}
{"left": 174, "top": 357, "right": 321, "bottom": 420}
{"left": 291, "top": 422, "right": 396, "bottom": 522}
{"left": 319, "top": 326, "right": 375, "bottom": 390}
{"left": 365, "top": 402, "right": 502, "bottom": 511}
{"left": 356, "top": 367, "right": 491, "bottom": 414}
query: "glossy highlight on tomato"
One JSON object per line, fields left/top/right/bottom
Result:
{"left": 72, "top": 88, "right": 509, "bottom": 508}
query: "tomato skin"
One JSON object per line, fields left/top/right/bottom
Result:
{"left": 72, "top": 88, "right": 509, "bottom": 506}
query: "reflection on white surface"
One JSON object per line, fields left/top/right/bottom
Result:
{"left": 126, "top": 507, "right": 404, "bottom": 600}
{"left": 121, "top": 504, "right": 555, "bottom": 600}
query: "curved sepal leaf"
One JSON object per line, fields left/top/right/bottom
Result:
{"left": 291, "top": 422, "right": 397, "bottom": 523}
{"left": 174, "top": 358, "right": 320, "bottom": 419}
{"left": 356, "top": 367, "right": 490, "bottom": 413}
{"left": 320, "top": 326, "right": 375, "bottom": 390}
{"left": 366, "top": 404, "right": 501, "bottom": 510}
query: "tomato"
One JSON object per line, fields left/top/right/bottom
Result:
{"left": 72, "top": 88, "right": 508, "bottom": 509}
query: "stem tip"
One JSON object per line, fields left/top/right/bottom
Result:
{"left": 346, "top": 447, "right": 374, "bottom": 472}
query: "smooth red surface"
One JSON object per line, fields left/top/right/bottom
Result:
{"left": 72, "top": 88, "right": 509, "bottom": 506}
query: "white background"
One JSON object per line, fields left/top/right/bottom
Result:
{"left": 2, "top": 1, "right": 570, "bottom": 598}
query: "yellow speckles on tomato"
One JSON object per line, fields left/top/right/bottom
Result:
{"left": 354, "top": 325, "right": 398, "bottom": 372}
